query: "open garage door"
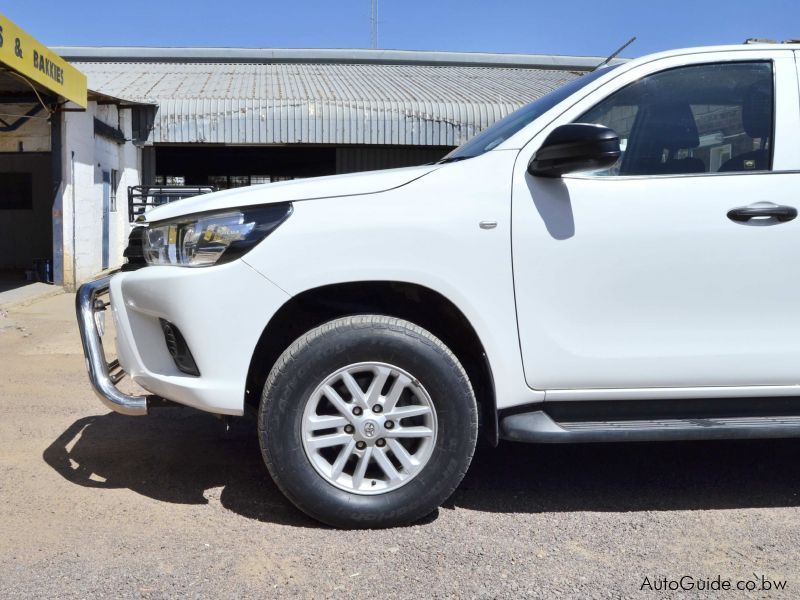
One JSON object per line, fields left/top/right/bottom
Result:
{"left": 0, "top": 69, "right": 58, "bottom": 287}
{"left": 0, "top": 12, "right": 86, "bottom": 290}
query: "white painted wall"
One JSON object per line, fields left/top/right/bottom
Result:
{"left": 59, "top": 101, "right": 141, "bottom": 290}
{"left": 115, "top": 107, "right": 140, "bottom": 267}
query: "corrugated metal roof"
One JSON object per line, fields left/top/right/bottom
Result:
{"left": 57, "top": 47, "right": 620, "bottom": 69}
{"left": 64, "top": 49, "right": 599, "bottom": 145}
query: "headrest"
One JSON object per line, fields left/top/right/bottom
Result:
{"left": 742, "top": 82, "right": 771, "bottom": 139}
{"left": 641, "top": 102, "right": 700, "bottom": 150}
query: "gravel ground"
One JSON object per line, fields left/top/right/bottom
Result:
{"left": 1, "top": 293, "right": 799, "bottom": 599}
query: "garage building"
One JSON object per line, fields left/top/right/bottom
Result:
{"left": 0, "top": 14, "right": 144, "bottom": 292}
{"left": 58, "top": 47, "right": 608, "bottom": 191}
{"left": 3, "top": 19, "right": 617, "bottom": 291}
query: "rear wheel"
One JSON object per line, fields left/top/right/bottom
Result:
{"left": 258, "top": 315, "right": 478, "bottom": 528}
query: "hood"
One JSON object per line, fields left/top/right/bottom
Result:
{"left": 144, "top": 163, "right": 440, "bottom": 222}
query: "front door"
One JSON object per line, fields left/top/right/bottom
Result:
{"left": 513, "top": 52, "right": 800, "bottom": 392}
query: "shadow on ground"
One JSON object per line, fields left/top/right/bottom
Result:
{"left": 44, "top": 408, "right": 800, "bottom": 527}
{"left": 43, "top": 408, "right": 318, "bottom": 528}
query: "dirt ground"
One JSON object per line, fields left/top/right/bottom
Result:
{"left": 2, "top": 292, "right": 800, "bottom": 598}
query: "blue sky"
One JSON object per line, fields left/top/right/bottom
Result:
{"left": 4, "top": 0, "right": 799, "bottom": 58}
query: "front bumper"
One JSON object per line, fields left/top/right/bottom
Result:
{"left": 76, "top": 261, "right": 291, "bottom": 416}
{"left": 76, "top": 275, "right": 152, "bottom": 416}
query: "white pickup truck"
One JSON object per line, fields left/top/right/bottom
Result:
{"left": 78, "top": 43, "right": 800, "bottom": 528}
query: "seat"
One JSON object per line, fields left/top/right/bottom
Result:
{"left": 623, "top": 102, "right": 706, "bottom": 175}
{"left": 719, "top": 82, "right": 771, "bottom": 172}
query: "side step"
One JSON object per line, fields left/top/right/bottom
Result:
{"left": 500, "top": 410, "right": 800, "bottom": 443}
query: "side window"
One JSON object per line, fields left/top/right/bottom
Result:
{"left": 577, "top": 62, "right": 774, "bottom": 176}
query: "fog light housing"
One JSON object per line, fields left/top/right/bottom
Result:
{"left": 159, "top": 319, "right": 200, "bottom": 376}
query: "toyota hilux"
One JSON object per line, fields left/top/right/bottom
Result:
{"left": 77, "top": 43, "right": 800, "bottom": 528}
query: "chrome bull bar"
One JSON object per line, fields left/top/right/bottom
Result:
{"left": 75, "top": 274, "right": 153, "bottom": 416}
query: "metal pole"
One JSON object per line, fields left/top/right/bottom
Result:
{"left": 370, "top": 0, "right": 378, "bottom": 49}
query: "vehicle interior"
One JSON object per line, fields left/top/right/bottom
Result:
{"left": 579, "top": 61, "right": 774, "bottom": 176}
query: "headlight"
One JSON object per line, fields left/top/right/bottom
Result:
{"left": 143, "top": 203, "right": 292, "bottom": 267}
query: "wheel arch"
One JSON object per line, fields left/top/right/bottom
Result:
{"left": 245, "top": 280, "right": 498, "bottom": 446}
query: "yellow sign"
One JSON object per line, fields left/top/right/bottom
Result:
{"left": 0, "top": 12, "right": 87, "bottom": 107}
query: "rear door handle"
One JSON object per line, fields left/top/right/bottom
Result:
{"left": 727, "top": 202, "right": 797, "bottom": 225}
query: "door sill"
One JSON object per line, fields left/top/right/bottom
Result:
{"left": 501, "top": 410, "right": 800, "bottom": 444}
{"left": 545, "top": 384, "right": 800, "bottom": 402}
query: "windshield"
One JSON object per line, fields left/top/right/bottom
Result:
{"left": 440, "top": 66, "right": 618, "bottom": 162}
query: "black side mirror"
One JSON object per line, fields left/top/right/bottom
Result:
{"left": 528, "top": 123, "right": 621, "bottom": 177}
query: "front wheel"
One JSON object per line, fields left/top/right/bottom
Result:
{"left": 258, "top": 315, "right": 478, "bottom": 528}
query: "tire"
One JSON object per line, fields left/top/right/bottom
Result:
{"left": 258, "top": 315, "right": 478, "bottom": 528}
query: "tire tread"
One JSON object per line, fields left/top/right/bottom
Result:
{"left": 258, "top": 315, "right": 477, "bottom": 528}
